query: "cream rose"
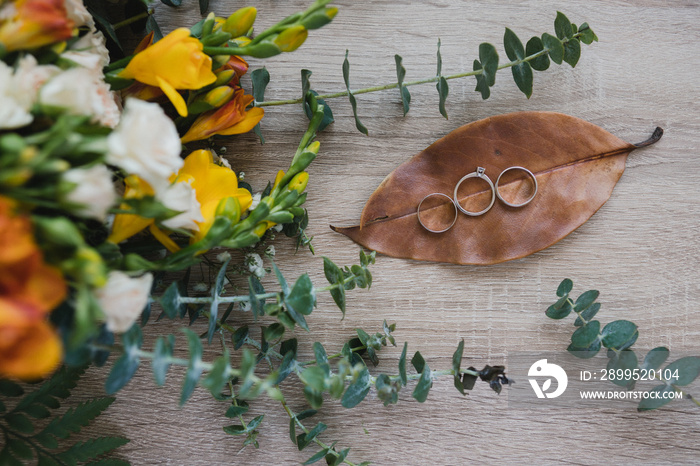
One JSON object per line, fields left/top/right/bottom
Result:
{"left": 96, "top": 271, "right": 153, "bottom": 333}
{"left": 106, "top": 99, "right": 183, "bottom": 195}
{"left": 39, "top": 67, "right": 120, "bottom": 128}
{"left": 64, "top": 0, "right": 94, "bottom": 28}
{"left": 63, "top": 164, "right": 117, "bottom": 221}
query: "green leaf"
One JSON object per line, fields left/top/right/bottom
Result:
{"left": 225, "top": 403, "right": 249, "bottom": 418}
{"left": 264, "top": 323, "right": 285, "bottom": 343}
{"left": 86, "top": 4, "right": 122, "bottom": 52}
{"left": 525, "top": 36, "right": 550, "bottom": 71}
{"left": 286, "top": 274, "right": 316, "bottom": 316}
{"left": 412, "top": 364, "right": 432, "bottom": 402}
{"left": 554, "top": 11, "right": 574, "bottom": 40}
{"left": 301, "top": 366, "right": 326, "bottom": 392}
{"left": 545, "top": 299, "right": 573, "bottom": 319}
{"left": 331, "top": 448, "right": 350, "bottom": 466}
{"left": 303, "top": 386, "right": 323, "bottom": 409}
{"left": 342, "top": 50, "right": 368, "bottom": 135}
{"left": 0, "top": 379, "right": 24, "bottom": 397}
{"left": 436, "top": 76, "right": 449, "bottom": 119}
{"left": 180, "top": 329, "right": 204, "bottom": 406}
{"left": 223, "top": 424, "right": 247, "bottom": 435}
{"left": 271, "top": 262, "right": 289, "bottom": 296}
{"left": 7, "top": 438, "right": 32, "bottom": 460}
{"left": 567, "top": 339, "right": 602, "bottom": 359}
{"left": 198, "top": 0, "right": 208, "bottom": 14}
{"left": 158, "top": 282, "right": 182, "bottom": 319}
{"left": 574, "top": 303, "right": 601, "bottom": 327}
{"left": 248, "top": 275, "right": 265, "bottom": 317}
{"left": 399, "top": 342, "right": 408, "bottom": 386}
{"left": 104, "top": 353, "right": 139, "bottom": 395}
{"left": 207, "top": 259, "right": 230, "bottom": 344}
{"left": 641, "top": 347, "right": 670, "bottom": 371}
{"left": 0, "top": 441, "right": 23, "bottom": 466}
{"left": 394, "top": 54, "right": 411, "bottom": 116}
{"left": 638, "top": 384, "right": 677, "bottom": 411}
{"left": 563, "top": 38, "right": 581, "bottom": 67}
{"left": 152, "top": 335, "right": 174, "bottom": 386}
{"left": 57, "top": 437, "right": 129, "bottom": 464}
{"left": 5, "top": 413, "right": 33, "bottom": 434}
{"left": 21, "top": 403, "right": 51, "bottom": 419}
{"left": 607, "top": 350, "right": 638, "bottom": 388}
{"left": 304, "top": 448, "right": 330, "bottom": 465}
{"left": 452, "top": 339, "right": 464, "bottom": 374}
{"left": 578, "top": 23, "right": 598, "bottom": 45}
{"left": 233, "top": 325, "right": 249, "bottom": 350}
{"left": 145, "top": 15, "right": 163, "bottom": 42}
{"left": 341, "top": 366, "right": 370, "bottom": 408}
{"left": 411, "top": 351, "right": 425, "bottom": 373}
{"left": 40, "top": 397, "right": 115, "bottom": 439}
{"left": 252, "top": 67, "right": 270, "bottom": 103}
{"left": 201, "top": 352, "right": 230, "bottom": 397}
{"left": 504, "top": 28, "right": 532, "bottom": 98}
{"left": 160, "top": 0, "right": 182, "bottom": 6}
{"left": 571, "top": 320, "right": 600, "bottom": 348}
{"left": 542, "top": 33, "right": 564, "bottom": 64}
{"left": 664, "top": 356, "right": 700, "bottom": 386}
{"left": 601, "top": 320, "right": 638, "bottom": 351}
{"left": 298, "top": 422, "right": 327, "bottom": 451}
{"left": 276, "top": 351, "right": 296, "bottom": 385}
{"left": 574, "top": 290, "right": 599, "bottom": 312}
{"left": 313, "top": 342, "right": 328, "bottom": 366}
{"left": 556, "top": 278, "right": 573, "bottom": 297}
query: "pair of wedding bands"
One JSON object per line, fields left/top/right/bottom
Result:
{"left": 417, "top": 166, "right": 538, "bottom": 233}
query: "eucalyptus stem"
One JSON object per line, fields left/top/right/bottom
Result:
{"left": 257, "top": 35, "right": 577, "bottom": 108}
{"left": 280, "top": 398, "right": 357, "bottom": 466}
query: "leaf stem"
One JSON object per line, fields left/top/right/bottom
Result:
{"left": 0, "top": 423, "right": 69, "bottom": 466}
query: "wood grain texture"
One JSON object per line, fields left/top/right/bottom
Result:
{"left": 72, "top": 0, "right": 700, "bottom": 464}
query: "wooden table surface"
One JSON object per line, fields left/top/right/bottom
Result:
{"left": 76, "top": 0, "right": 700, "bottom": 464}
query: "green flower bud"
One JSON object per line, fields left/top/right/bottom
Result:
{"left": 0, "top": 168, "right": 32, "bottom": 187}
{"left": 33, "top": 216, "right": 85, "bottom": 251}
{"left": 240, "top": 41, "right": 281, "bottom": 59}
{"left": 74, "top": 247, "right": 107, "bottom": 287}
{"left": 201, "top": 12, "right": 217, "bottom": 37}
{"left": 0, "top": 133, "right": 26, "bottom": 154}
{"left": 266, "top": 211, "right": 294, "bottom": 224}
{"left": 215, "top": 196, "right": 242, "bottom": 224}
{"left": 288, "top": 172, "right": 309, "bottom": 193}
{"left": 201, "top": 31, "right": 232, "bottom": 47}
{"left": 203, "top": 86, "right": 235, "bottom": 107}
{"left": 274, "top": 25, "right": 308, "bottom": 52}
{"left": 222, "top": 7, "right": 257, "bottom": 37}
{"left": 214, "top": 69, "right": 236, "bottom": 86}
{"left": 211, "top": 54, "right": 230, "bottom": 70}
{"left": 300, "top": 7, "right": 338, "bottom": 30}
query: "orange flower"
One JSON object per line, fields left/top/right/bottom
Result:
{"left": 181, "top": 88, "right": 264, "bottom": 143}
{"left": 0, "top": 197, "right": 65, "bottom": 380}
{"left": 0, "top": 0, "right": 74, "bottom": 52}
{"left": 117, "top": 28, "right": 217, "bottom": 117}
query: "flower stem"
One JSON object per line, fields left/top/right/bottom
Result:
{"left": 113, "top": 10, "right": 152, "bottom": 31}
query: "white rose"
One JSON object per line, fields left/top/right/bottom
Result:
{"left": 64, "top": 0, "right": 94, "bottom": 28}
{"left": 62, "top": 31, "right": 110, "bottom": 72}
{"left": 0, "top": 61, "right": 32, "bottom": 129}
{"left": 63, "top": 164, "right": 117, "bottom": 221}
{"left": 159, "top": 180, "right": 203, "bottom": 230}
{"left": 106, "top": 99, "right": 183, "bottom": 194}
{"left": 39, "top": 67, "right": 120, "bottom": 128}
{"left": 96, "top": 271, "right": 153, "bottom": 333}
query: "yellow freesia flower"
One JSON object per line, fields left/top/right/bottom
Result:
{"left": 178, "top": 150, "right": 252, "bottom": 244}
{"left": 118, "top": 28, "right": 217, "bottom": 117}
{"left": 108, "top": 150, "right": 251, "bottom": 252}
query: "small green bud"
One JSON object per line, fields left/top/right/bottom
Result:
{"left": 266, "top": 211, "right": 294, "bottom": 224}
{"left": 0, "top": 133, "right": 26, "bottom": 154}
{"left": 74, "top": 247, "right": 107, "bottom": 287}
{"left": 201, "top": 12, "right": 217, "bottom": 37}
{"left": 211, "top": 54, "right": 230, "bottom": 70}
{"left": 222, "top": 7, "right": 257, "bottom": 37}
{"left": 199, "top": 86, "right": 235, "bottom": 108}
{"left": 33, "top": 216, "right": 85, "bottom": 250}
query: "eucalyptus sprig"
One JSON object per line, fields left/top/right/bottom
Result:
{"left": 92, "top": 251, "right": 510, "bottom": 465}
{"left": 547, "top": 279, "right": 700, "bottom": 411}
{"left": 251, "top": 11, "right": 597, "bottom": 136}
{"left": 0, "top": 366, "right": 129, "bottom": 465}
